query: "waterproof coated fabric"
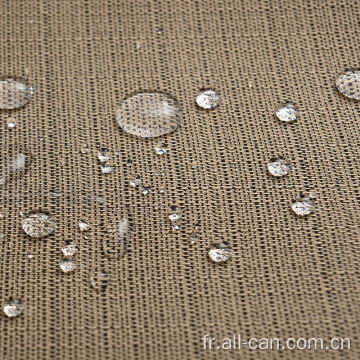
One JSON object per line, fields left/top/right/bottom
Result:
{"left": 0, "top": 1, "right": 359, "bottom": 359}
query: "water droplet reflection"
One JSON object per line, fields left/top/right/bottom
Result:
{"left": 0, "top": 78, "right": 33, "bottom": 109}
{"left": 116, "top": 92, "right": 181, "bottom": 137}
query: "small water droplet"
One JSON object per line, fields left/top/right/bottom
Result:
{"left": 142, "top": 186, "right": 151, "bottom": 195}
{"left": 172, "top": 224, "right": 179, "bottom": 230}
{"left": 103, "top": 217, "right": 132, "bottom": 258}
{"left": 336, "top": 70, "right": 360, "bottom": 100}
{"left": 21, "top": 212, "right": 57, "bottom": 238}
{"left": 267, "top": 158, "right": 290, "bottom": 177}
{"left": 135, "top": 40, "right": 141, "bottom": 49}
{"left": 126, "top": 159, "right": 133, "bottom": 167}
{"left": 7, "top": 120, "right": 16, "bottom": 129}
{"left": 196, "top": 89, "right": 219, "bottom": 109}
{"left": 0, "top": 151, "right": 31, "bottom": 186}
{"left": 90, "top": 269, "right": 110, "bottom": 290}
{"left": 275, "top": 104, "right": 299, "bottom": 122}
{"left": 101, "top": 163, "right": 114, "bottom": 174}
{"left": 208, "top": 245, "right": 234, "bottom": 263}
{"left": 59, "top": 258, "right": 77, "bottom": 273}
{"left": 97, "top": 149, "right": 110, "bottom": 162}
{"left": 27, "top": 253, "right": 35, "bottom": 259}
{"left": 291, "top": 199, "right": 315, "bottom": 216}
{"left": 154, "top": 142, "right": 168, "bottom": 155}
{"left": 80, "top": 144, "right": 90, "bottom": 154}
{"left": 116, "top": 92, "right": 181, "bottom": 138}
{"left": 129, "top": 175, "right": 141, "bottom": 187}
{"left": 28, "top": 18, "right": 35, "bottom": 24}
{"left": 79, "top": 219, "right": 90, "bottom": 232}
{"left": 3, "top": 299, "right": 24, "bottom": 317}
{"left": 62, "top": 242, "right": 78, "bottom": 257}
{"left": 168, "top": 205, "right": 181, "bottom": 221}
{"left": 0, "top": 78, "right": 33, "bottom": 109}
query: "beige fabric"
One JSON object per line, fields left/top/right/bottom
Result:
{"left": 0, "top": 0, "right": 359, "bottom": 359}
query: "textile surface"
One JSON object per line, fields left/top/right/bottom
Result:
{"left": 0, "top": 0, "right": 359, "bottom": 359}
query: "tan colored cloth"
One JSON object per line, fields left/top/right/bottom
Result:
{"left": 0, "top": 0, "right": 359, "bottom": 359}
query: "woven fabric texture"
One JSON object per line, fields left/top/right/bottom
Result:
{"left": 0, "top": 0, "right": 359, "bottom": 359}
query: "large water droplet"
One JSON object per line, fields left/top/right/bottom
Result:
{"left": 21, "top": 212, "right": 57, "bottom": 238}
{"left": 3, "top": 299, "right": 24, "bottom": 317}
{"left": 275, "top": 103, "right": 298, "bottom": 122}
{"left": 59, "top": 258, "right": 77, "bottom": 273}
{"left": 336, "top": 70, "right": 360, "bottom": 100}
{"left": 196, "top": 89, "right": 219, "bottom": 109}
{"left": 116, "top": 92, "right": 181, "bottom": 137}
{"left": 291, "top": 199, "right": 315, "bottom": 216}
{"left": 208, "top": 245, "right": 234, "bottom": 263}
{"left": 103, "top": 217, "right": 132, "bottom": 258}
{"left": 0, "top": 78, "right": 33, "bottom": 109}
{"left": 90, "top": 269, "right": 110, "bottom": 290}
{"left": 0, "top": 151, "right": 31, "bottom": 186}
{"left": 267, "top": 158, "right": 290, "bottom": 177}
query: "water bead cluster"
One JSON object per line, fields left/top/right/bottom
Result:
{"left": 1, "top": 69, "right": 358, "bottom": 316}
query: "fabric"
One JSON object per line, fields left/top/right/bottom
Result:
{"left": 0, "top": 0, "right": 359, "bottom": 359}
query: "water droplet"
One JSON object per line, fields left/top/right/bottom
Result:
{"left": 135, "top": 40, "right": 141, "bottom": 49}
{"left": 154, "top": 142, "right": 168, "bottom": 155}
{"left": 142, "top": 186, "right": 151, "bottom": 195}
{"left": 267, "top": 158, "right": 290, "bottom": 177}
{"left": 103, "top": 217, "right": 131, "bottom": 258}
{"left": 101, "top": 163, "right": 114, "bottom": 174}
{"left": 291, "top": 199, "right": 315, "bottom": 216}
{"left": 90, "top": 269, "right": 110, "bottom": 290}
{"left": 3, "top": 299, "right": 24, "bottom": 317}
{"left": 172, "top": 224, "right": 179, "bottom": 230}
{"left": 208, "top": 245, "right": 234, "bottom": 263}
{"left": 336, "top": 70, "right": 360, "bottom": 100}
{"left": 97, "top": 149, "right": 110, "bottom": 163}
{"left": 7, "top": 120, "right": 16, "bottom": 129}
{"left": 21, "top": 212, "right": 57, "bottom": 238}
{"left": 0, "top": 151, "right": 31, "bottom": 186}
{"left": 126, "top": 159, "right": 133, "bottom": 167}
{"left": 168, "top": 205, "right": 181, "bottom": 222}
{"left": 80, "top": 144, "right": 90, "bottom": 154}
{"left": 116, "top": 92, "right": 181, "bottom": 138}
{"left": 196, "top": 89, "right": 219, "bottom": 109}
{"left": 129, "top": 175, "right": 141, "bottom": 187}
{"left": 275, "top": 104, "right": 299, "bottom": 122}
{"left": 0, "top": 78, "right": 33, "bottom": 109}
{"left": 62, "top": 242, "right": 78, "bottom": 257}
{"left": 27, "top": 253, "right": 35, "bottom": 259}
{"left": 59, "top": 258, "right": 77, "bottom": 273}
{"left": 28, "top": 18, "right": 35, "bottom": 24}
{"left": 78, "top": 219, "right": 90, "bottom": 232}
